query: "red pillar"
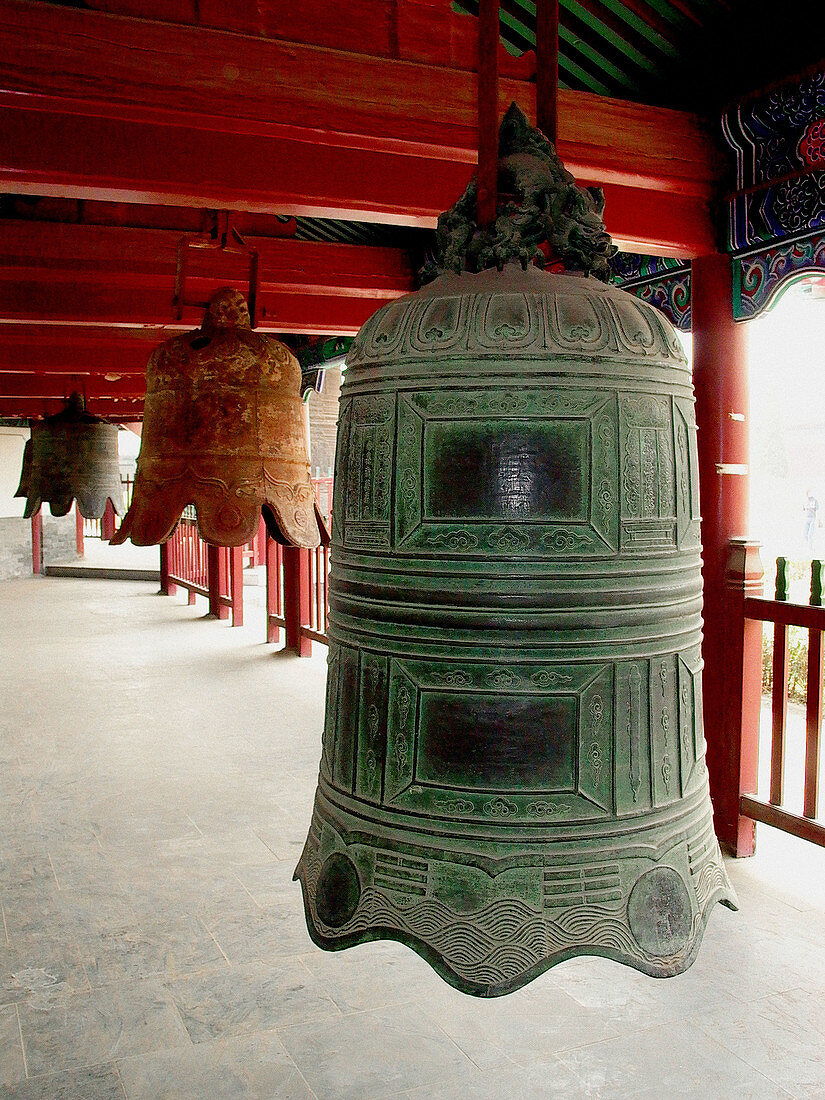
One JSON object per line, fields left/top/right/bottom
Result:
{"left": 266, "top": 536, "right": 282, "bottom": 644}
{"left": 75, "top": 505, "right": 84, "bottom": 557}
{"left": 229, "top": 545, "right": 244, "bottom": 627}
{"left": 723, "top": 539, "right": 764, "bottom": 856}
{"left": 283, "top": 546, "right": 312, "bottom": 656}
{"left": 207, "top": 544, "right": 229, "bottom": 620}
{"left": 101, "top": 500, "right": 117, "bottom": 542}
{"left": 31, "top": 510, "right": 43, "bottom": 574}
{"left": 476, "top": 0, "right": 499, "bottom": 227}
{"left": 255, "top": 516, "right": 267, "bottom": 568}
{"left": 159, "top": 541, "right": 176, "bottom": 595}
{"left": 692, "top": 252, "right": 755, "bottom": 855}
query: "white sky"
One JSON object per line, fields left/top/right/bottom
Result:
{"left": 746, "top": 280, "right": 825, "bottom": 564}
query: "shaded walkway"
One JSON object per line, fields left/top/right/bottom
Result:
{"left": 1, "top": 576, "right": 824, "bottom": 1098}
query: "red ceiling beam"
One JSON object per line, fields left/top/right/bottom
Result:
{"left": 0, "top": 0, "right": 723, "bottom": 255}
{"left": 0, "top": 372, "right": 146, "bottom": 400}
{"left": 0, "top": 396, "right": 145, "bottom": 419}
{"left": 0, "top": 325, "right": 163, "bottom": 374}
{"left": 0, "top": 221, "right": 413, "bottom": 332}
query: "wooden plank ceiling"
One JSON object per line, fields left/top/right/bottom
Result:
{"left": 0, "top": 0, "right": 814, "bottom": 419}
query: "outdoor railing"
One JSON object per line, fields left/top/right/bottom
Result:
{"left": 83, "top": 475, "right": 133, "bottom": 542}
{"left": 739, "top": 555, "right": 825, "bottom": 847}
{"left": 121, "top": 479, "right": 333, "bottom": 646}
{"left": 264, "top": 478, "right": 332, "bottom": 654}
{"left": 160, "top": 516, "right": 244, "bottom": 626}
{"left": 264, "top": 539, "right": 330, "bottom": 653}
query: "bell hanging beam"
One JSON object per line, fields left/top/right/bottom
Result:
{"left": 112, "top": 288, "right": 327, "bottom": 549}
{"left": 535, "top": 0, "right": 559, "bottom": 147}
{"left": 15, "top": 392, "right": 123, "bottom": 520}
{"left": 295, "top": 98, "right": 736, "bottom": 995}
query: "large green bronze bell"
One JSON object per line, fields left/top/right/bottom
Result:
{"left": 295, "top": 106, "right": 735, "bottom": 997}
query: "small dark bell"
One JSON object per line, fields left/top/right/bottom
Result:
{"left": 113, "top": 288, "right": 326, "bottom": 548}
{"left": 15, "top": 393, "right": 123, "bottom": 519}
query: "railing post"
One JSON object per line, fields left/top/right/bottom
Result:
{"left": 207, "top": 544, "right": 229, "bottom": 619}
{"left": 804, "top": 560, "right": 823, "bottom": 820}
{"left": 75, "top": 505, "right": 84, "bottom": 556}
{"left": 770, "top": 557, "right": 789, "bottom": 805}
{"left": 31, "top": 510, "right": 43, "bottom": 575}
{"left": 101, "top": 500, "right": 117, "bottom": 541}
{"left": 266, "top": 536, "right": 282, "bottom": 644}
{"left": 283, "top": 546, "right": 312, "bottom": 656}
{"left": 229, "top": 545, "right": 244, "bottom": 627}
{"left": 159, "top": 541, "right": 175, "bottom": 595}
{"left": 255, "top": 515, "right": 267, "bottom": 568}
{"left": 720, "top": 538, "right": 764, "bottom": 856}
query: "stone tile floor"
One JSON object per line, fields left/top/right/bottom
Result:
{"left": 1, "top": 574, "right": 824, "bottom": 1098}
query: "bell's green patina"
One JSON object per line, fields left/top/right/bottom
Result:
{"left": 295, "top": 108, "right": 736, "bottom": 997}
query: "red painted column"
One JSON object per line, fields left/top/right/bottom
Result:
{"left": 266, "top": 536, "right": 282, "bottom": 644}
{"left": 535, "top": 0, "right": 559, "bottom": 146}
{"left": 101, "top": 500, "right": 116, "bottom": 541}
{"left": 724, "top": 539, "right": 764, "bottom": 856}
{"left": 206, "top": 544, "right": 229, "bottom": 619}
{"left": 229, "top": 545, "right": 244, "bottom": 627}
{"left": 31, "top": 510, "right": 43, "bottom": 574}
{"left": 476, "top": 0, "right": 499, "bottom": 226}
{"left": 159, "top": 541, "right": 175, "bottom": 595}
{"left": 692, "top": 252, "right": 755, "bottom": 855}
{"left": 283, "top": 546, "right": 312, "bottom": 656}
{"left": 256, "top": 516, "right": 267, "bottom": 568}
{"left": 75, "top": 505, "right": 84, "bottom": 557}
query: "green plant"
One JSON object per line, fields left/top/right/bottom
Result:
{"left": 762, "top": 622, "right": 809, "bottom": 703}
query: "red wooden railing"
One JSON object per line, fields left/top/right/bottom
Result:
{"left": 304, "top": 543, "right": 331, "bottom": 645}
{"left": 265, "top": 536, "right": 285, "bottom": 643}
{"left": 160, "top": 514, "right": 244, "bottom": 626}
{"left": 313, "top": 476, "right": 333, "bottom": 526}
{"left": 737, "top": 549, "right": 825, "bottom": 848}
{"left": 82, "top": 475, "right": 133, "bottom": 543}
{"left": 265, "top": 478, "right": 332, "bottom": 654}
{"left": 265, "top": 541, "right": 330, "bottom": 654}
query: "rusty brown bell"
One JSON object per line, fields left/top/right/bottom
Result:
{"left": 113, "top": 289, "right": 327, "bottom": 548}
{"left": 15, "top": 393, "right": 123, "bottom": 520}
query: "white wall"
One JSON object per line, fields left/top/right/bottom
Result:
{"left": 0, "top": 425, "right": 29, "bottom": 518}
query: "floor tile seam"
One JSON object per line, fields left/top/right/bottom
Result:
{"left": 690, "top": 983, "right": 813, "bottom": 1025}
{"left": 198, "top": 920, "right": 232, "bottom": 968}
{"left": 672, "top": 1013, "right": 816, "bottom": 1091}
{"left": 14, "top": 1001, "right": 29, "bottom": 1080}
{"left": 229, "top": 868, "right": 264, "bottom": 911}
{"left": 46, "top": 853, "right": 61, "bottom": 891}
{"left": 253, "top": 826, "right": 290, "bottom": 862}
{"left": 161, "top": 980, "right": 200, "bottom": 1052}
{"left": 112, "top": 1058, "right": 130, "bottom": 1100}
{"left": 284, "top": 1044, "right": 321, "bottom": 1100}
{"left": 274, "top": 961, "right": 346, "bottom": 1023}
{"left": 549, "top": 1018, "right": 664, "bottom": 1064}
{"left": 424, "top": 1011, "right": 513, "bottom": 1076}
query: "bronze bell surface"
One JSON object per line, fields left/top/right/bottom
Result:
{"left": 295, "top": 106, "right": 736, "bottom": 997}
{"left": 113, "top": 288, "right": 326, "bottom": 548}
{"left": 16, "top": 393, "right": 123, "bottom": 519}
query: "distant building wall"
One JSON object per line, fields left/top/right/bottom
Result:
{"left": 0, "top": 514, "right": 77, "bottom": 581}
{"left": 0, "top": 425, "right": 28, "bottom": 518}
{"left": 307, "top": 367, "right": 342, "bottom": 477}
